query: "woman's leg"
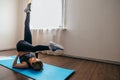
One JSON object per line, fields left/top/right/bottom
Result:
{"left": 24, "top": 3, "right": 32, "bottom": 44}
{"left": 32, "top": 45, "right": 50, "bottom": 58}
{"left": 32, "top": 41, "right": 64, "bottom": 52}
{"left": 32, "top": 45, "right": 50, "bottom": 52}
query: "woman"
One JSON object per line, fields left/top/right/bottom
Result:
{"left": 12, "top": 2, "right": 64, "bottom": 71}
{"left": 12, "top": 2, "right": 44, "bottom": 71}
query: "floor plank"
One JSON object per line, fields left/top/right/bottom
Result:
{"left": 90, "top": 63, "right": 120, "bottom": 80}
{"left": 0, "top": 66, "right": 32, "bottom": 80}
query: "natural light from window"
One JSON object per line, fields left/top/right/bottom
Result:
{"left": 30, "top": 0, "right": 63, "bottom": 29}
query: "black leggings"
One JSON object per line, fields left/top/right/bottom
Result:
{"left": 24, "top": 12, "right": 50, "bottom": 51}
{"left": 17, "top": 12, "right": 50, "bottom": 53}
{"left": 24, "top": 13, "right": 32, "bottom": 44}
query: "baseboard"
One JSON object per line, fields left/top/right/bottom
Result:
{"left": 0, "top": 48, "right": 16, "bottom": 52}
{"left": 63, "top": 54, "right": 120, "bottom": 65}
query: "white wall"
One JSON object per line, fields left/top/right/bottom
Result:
{"left": 0, "top": 0, "right": 18, "bottom": 50}
{"left": 17, "top": 0, "right": 26, "bottom": 41}
{"left": 64, "top": 0, "right": 120, "bottom": 62}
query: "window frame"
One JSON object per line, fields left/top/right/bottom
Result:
{"left": 30, "top": 0, "right": 66, "bottom": 29}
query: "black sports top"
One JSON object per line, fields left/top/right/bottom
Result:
{"left": 19, "top": 53, "right": 35, "bottom": 67}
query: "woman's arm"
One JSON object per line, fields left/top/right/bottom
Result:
{"left": 12, "top": 52, "right": 29, "bottom": 68}
{"left": 12, "top": 53, "right": 19, "bottom": 67}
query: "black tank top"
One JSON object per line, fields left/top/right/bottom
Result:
{"left": 19, "top": 53, "right": 35, "bottom": 67}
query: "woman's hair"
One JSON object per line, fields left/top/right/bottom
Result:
{"left": 32, "top": 61, "right": 43, "bottom": 71}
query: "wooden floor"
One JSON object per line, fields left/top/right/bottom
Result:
{"left": 0, "top": 50, "right": 120, "bottom": 80}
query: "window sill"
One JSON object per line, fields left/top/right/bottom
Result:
{"left": 30, "top": 27, "right": 67, "bottom": 31}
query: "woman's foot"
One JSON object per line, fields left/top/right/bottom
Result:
{"left": 24, "top": 3, "right": 31, "bottom": 13}
{"left": 49, "top": 41, "right": 64, "bottom": 51}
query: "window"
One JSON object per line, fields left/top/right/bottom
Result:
{"left": 30, "top": 0, "right": 65, "bottom": 29}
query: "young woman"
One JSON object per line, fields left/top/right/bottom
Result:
{"left": 12, "top": 2, "right": 64, "bottom": 71}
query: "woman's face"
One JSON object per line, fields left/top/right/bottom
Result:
{"left": 29, "top": 57, "right": 37, "bottom": 66}
{"left": 29, "top": 58, "right": 42, "bottom": 71}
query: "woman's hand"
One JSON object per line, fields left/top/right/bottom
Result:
{"left": 17, "top": 52, "right": 20, "bottom": 56}
{"left": 12, "top": 52, "right": 29, "bottom": 68}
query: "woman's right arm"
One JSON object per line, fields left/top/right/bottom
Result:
{"left": 12, "top": 52, "right": 29, "bottom": 68}
{"left": 12, "top": 53, "right": 19, "bottom": 67}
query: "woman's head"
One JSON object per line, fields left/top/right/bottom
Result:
{"left": 31, "top": 61, "right": 43, "bottom": 71}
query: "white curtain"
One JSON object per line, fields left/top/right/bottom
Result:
{"left": 31, "top": 28, "right": 64, "bottom": 47}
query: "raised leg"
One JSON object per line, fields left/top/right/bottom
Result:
{"left": 24, "top": 12, "right": 32, "bottom": 44}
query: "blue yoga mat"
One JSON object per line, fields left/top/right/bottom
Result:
{"left": 0, "top": 56, "right": 74, "bottom": 80}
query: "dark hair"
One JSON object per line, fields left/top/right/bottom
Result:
{"left": 32, "top": 61, "right": 43, "bottom": 71}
